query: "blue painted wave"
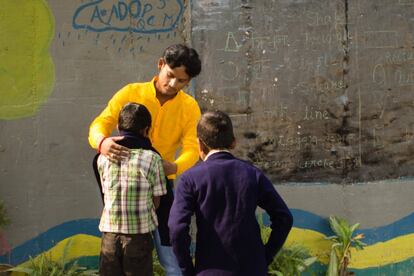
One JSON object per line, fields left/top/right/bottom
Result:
{"left": 2, "top": 209, "right": 413, "bottom": 265}
{"left": 261, "top": 209, "right": 414, "bottom": 244}
{"left": 0, "top": 219, "right": 100, "bottom": 265}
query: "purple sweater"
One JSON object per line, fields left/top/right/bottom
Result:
{"left": 168, "top": 152, "right": 293, "bottom": 276}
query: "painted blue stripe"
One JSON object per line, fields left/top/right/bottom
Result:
{"left": 0, "top": 219, "right": 100, "bottom": 265}
{"left": 262, "top": 209, "right": 414, "bottom": 244}
{"left": 2, "top": 209, "right": 413, "bottom": 265}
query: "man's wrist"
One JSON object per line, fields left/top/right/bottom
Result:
{"left": 97, "top": 136, "right": 107, "bottom": 153}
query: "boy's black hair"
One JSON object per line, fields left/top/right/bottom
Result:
{"left": 118, "top": 103, "right": 151, "bottom": 134}
{"left": 163, "top": 44, "right": 202, "bottom": 78}
{"left": 197, "top": 111, "right": 235, "bottom": 149}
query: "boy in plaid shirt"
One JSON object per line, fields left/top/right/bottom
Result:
{"left": 97, "top": 103, "right": 167, "bottom": 276}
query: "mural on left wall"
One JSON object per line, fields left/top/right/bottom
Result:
{"left": 0, "top": 0, "right": 55, "bottom": 120}
{"left": 0, "top": 209, "right": 413, "bottom": 274}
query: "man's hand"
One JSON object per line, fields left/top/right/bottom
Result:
{"left": 99, "top": 136, "right": 130, "bottom": 162}
{"left": 162, "top": 160, "right": 177, "bottom": 176}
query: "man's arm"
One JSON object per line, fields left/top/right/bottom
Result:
{"left": 174, "top": 101, "right": 201, "bottom": 175}
{"left": 257, "top": 172, "right": 293, "bottom": 265}
{"left": 88, "top": 86, "right": 130, "bottom": 161}
{"left": 151, "top": 154, "right": 168, "bottom": 197}
{"left": 168, "top": 175, "right": 196, "bottom": 276}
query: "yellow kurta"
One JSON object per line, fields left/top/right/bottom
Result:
{"left": 89, "top": 77, "right": 201, "bottom": 178}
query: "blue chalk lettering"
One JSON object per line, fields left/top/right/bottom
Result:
{"left": 73, "top": 0, "right": 184, "bottom": 34}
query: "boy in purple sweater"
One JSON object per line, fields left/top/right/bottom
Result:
{"left": 168, "top": 111, "right": 293, "bottom": 276}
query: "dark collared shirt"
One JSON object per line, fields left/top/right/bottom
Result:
{"left": 168, "top": 152, "right": 293, "bottom": 276}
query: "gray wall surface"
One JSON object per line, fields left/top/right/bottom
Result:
{"left": 0, "top": 0, "right": 413, "bottom": 274}
{"left": 193, "top": 0, "right": 414, "bottom": 183}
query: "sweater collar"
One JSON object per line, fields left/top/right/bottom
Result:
{"left": 117, "top": 130, "right": 152, "bottom": 150}
{"left": 204, "top": 151, "right": 234, "bottom": 161}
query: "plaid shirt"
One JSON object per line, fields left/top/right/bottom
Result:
{"left": 98, "top": 149, "right": 167, "bottom": 234}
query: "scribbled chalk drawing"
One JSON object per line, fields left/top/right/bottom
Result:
{"left": 72, "top": 0, "right": 184, "bottom": 33}
{"left": 0, "top": 0, "right": 55, "bottom": 120}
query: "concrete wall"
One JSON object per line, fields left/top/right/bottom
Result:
{"left": 0, "top": 1, "right": 413, "bottom": 275}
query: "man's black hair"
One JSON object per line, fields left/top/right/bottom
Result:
{"left": 197, "top": 111, "right": 235, "bottom": 149}
{"left": 163, "top": 44, "right": 202, "bottom": 78}
{"left": 118, "top": 103, "right": 151, "bottom": 134}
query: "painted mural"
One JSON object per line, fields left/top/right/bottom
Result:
{"left": 0, "top": 0, "right": 55, "bottom": 120}
{"left": 1, "top": 210, "right": 413, "bottom": 274}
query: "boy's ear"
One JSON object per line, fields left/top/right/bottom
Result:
{"left": 139, "top": 126, "right": 150, "bottom": 137}
{"left": 197, "top": 138, "right": 210, "bottom": 160}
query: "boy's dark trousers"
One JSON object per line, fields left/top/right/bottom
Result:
{"left": 99, "top": 232, "right": 153, "bottom": 276}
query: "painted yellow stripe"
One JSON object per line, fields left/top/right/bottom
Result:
{"left": 19, "top": 234, "right": 101, "bottom": 266}
{"left": 12, "top": 230, "right": 414, "bottom": 272}
{"left": 349, "top": 233, "right": 414, "bottom": 269}
{"left": 10, "top": 234, "right": 100, "bottom": 276}
{"left": 284, "top": 227, "right": 332, "bottom": 263}
{"left": 285, "top": 228, "right": 414, "bottom": 268}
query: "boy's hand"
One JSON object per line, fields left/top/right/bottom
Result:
{"left": 162, "top": 160, "right": 177, "bottom": 176}
{"left": 100, "top": 136, "right": 130, "bottom": 162}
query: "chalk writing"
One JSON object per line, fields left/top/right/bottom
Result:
{"left": 373, "top": 126, "right": 385, "bottom": 148}
{"left": 305, "top": 10, "right": 346, "bottom": 27}
{"left": 395, "top": 68, "right": 414, "bottom": 86}
{"left": 372, "top": 62, "right": 414, "bottom": 87}
{"left": 383, "top": 51, "right": 414, "bottom": 65}
{"left": 250, "top": 58, "right": 272, "bottom": 80}
{"left": 190, "top": 0, "right": 414, "bottom": 182}
{"left": 262, "top": 107, "right": 288, "bottom": 121}
{"left": 254, "top": 160, "right": 292, "bottom": 169}
{"left": 298, "top": 157, "right": 361, "bottom": 170}
{"left": 305, "top": 11, "right": 333, "bottom": 27}
{"left": 220, "top": 61, "right": 239, "bottom": 81}
{"left": 399, "top": 0, "right": 414, "bottom": 5}
{"left": 316, "top": 53, "right": 341, "bottom": 67}
{"left": 250, "top": 133, "right": 357, "bottom": 151}
{"left": 304, "top": 32, "right": 340, "bottom": 48}
{"left": 303, "top": 106, "right": 329, "bottom": 120}
{"left": 315, "top": 79, "right": 346, "bottom": 93}
{"left": 253, "top": 157, "right": 361, "bottom": 170}
{"left": 72, "top": 0, "right": 184, "bottom": 33}
{"left": 373, "top": 64, "right": 387, "bottom": 86}
{"left": 251, "top": 34, "right": 288, "bottom": 53}
{"left": 224, "top": 32, "right": 243, "bottom": 52}
{"left": 221, "top": 31, "right": 288, "bottom": 53}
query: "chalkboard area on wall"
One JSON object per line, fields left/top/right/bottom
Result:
{"left": 192, "top": 0, "right": 414, "bottom": 183}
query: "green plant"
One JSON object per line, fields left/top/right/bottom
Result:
{"left": 325, "top": 216, "right": 366, "bottom": 276}
{"left": 9, "top": 239, "right": 98, "bottom": 276}
{"left": 0, "top": 200, "right": 10, "bottom": 231}
{"left": 259, "top": 215, "right": 317, "bottom": 276}
{"left": 268, "top": 245, "right": 318, "bottom": 276}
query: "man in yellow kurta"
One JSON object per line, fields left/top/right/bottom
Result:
{"left": 89, "top": 44, "right": 202, "bottom": 276}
